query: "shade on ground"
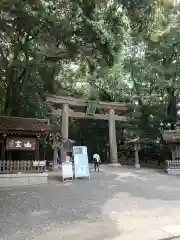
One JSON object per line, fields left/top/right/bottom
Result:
{"left": 0, "top": 166, "right": 180, "bottom": 239}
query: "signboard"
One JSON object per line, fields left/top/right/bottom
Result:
{"left": 33, "top": 161, "right": 46, "bottom": 167}
{"left": 73, "top": 146, "right": 90, "bottom": 179}
{"left": 62, "top": 162, "right": 73, "bottom": 181}
{"left": 6, "top": 137, "right": 36, "bottom": 150}
{"left": 86, "top": 101, "right": 97, "bottom": 115}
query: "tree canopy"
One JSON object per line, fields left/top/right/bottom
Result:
{"left": 0, "top": 0, "right": 180, "bottom": 160}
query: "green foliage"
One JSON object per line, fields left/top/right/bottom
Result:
{"left": 1, "top": 0, "right": 180, "bottom": 155}
{"left": 0, "top": 0, "right": 123, "bottom": 117}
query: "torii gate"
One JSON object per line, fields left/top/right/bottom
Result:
{"left": 47, "top": 95, "right": 130, "bottom": 165}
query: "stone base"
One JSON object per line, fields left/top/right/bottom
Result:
{"left": 108, "top": 163, "right": 121, "bottom": 167}
{"left": 0, "top": 173, "right": 48, "bottom": 187}
{"left": 134, "top": 164, "right": 140, "bottom": 169}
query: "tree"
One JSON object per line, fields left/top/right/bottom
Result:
{"left": 1, "top": 0, "right": 124, "bottom": 117}
{"left": 1, "top": 0, "right": 180, "bottom": 162}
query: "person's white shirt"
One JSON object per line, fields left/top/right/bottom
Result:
{"left": 93, "top": 153, "right": 100, "bottom": 162}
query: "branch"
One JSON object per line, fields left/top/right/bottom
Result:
{"left": 0, "top": 46, "right": 8, "bottom": 68}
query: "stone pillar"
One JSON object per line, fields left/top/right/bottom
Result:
{"left": 61, "top": 103, "right": 69, "bottom": 162}
{"left": 134, "top": 142, "right": 140, "bottom": 168}
{"left": 108, "top": 108, "right": 118, "bottom": 164}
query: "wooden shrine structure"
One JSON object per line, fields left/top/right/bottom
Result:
{"left": 0, "top": 116, "right": 56, "bottom": 174}
{"left": 163, "top": 130, "right": 180, "bottom": 174}
{"left": 47, "top": 94, "right": 131, "bottom": 164}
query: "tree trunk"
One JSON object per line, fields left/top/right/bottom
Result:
{"left": 4, "top": 68, "right": 14, "bottom": 116}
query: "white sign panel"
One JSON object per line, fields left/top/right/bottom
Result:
{"left": 62, "top": 162, "right": 73, "bottom": 180}
{"left": 33, "top": 160, "right": 46, "bottom": 167}
{"left": 73, "top": 146, "right": 90, "bottom": 179}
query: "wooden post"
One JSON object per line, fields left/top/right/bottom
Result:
{"left": 35, "top": 136, "right": 40, "bottom": 172}
{"left": 35, "top": 137, "right": 40, "bottom": 160}
{"left": 1, "top": 134, "right": 6, "bottom": 161}
{"left": 172, "top": 145, "right": 175, "bottom": 160}
{"left": 134, "top": 142, "right": 140, "bottom": 168}
{"left": 1, "top": 139, "right": 5, "bottom": 160}
{"left": 108, "top": 109, "right": 118, "bottom": 164}
{"left": 61, "top": 103, "right": 69, "bottom": 162}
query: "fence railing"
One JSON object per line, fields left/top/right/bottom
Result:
{"left": 0, "top": 160, "right": 46, "bottom": 173}
{"left": 165, "top": 160, "right": 180, "bottom": 174}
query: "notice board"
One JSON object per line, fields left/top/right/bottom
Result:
{"left": 62, "top": 162, "right": 73, "bottom": 181}
{"left": 73, "top": 146, "right": 90, "bottom": 179}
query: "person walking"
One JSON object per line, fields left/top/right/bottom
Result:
{"left": 93, "top": 153, "right": 100, "bottom": 172}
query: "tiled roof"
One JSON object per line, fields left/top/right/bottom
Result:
{"left": 0, "top": 116, "right": 59, "bottom": 135}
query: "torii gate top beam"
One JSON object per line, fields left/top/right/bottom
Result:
{"left": 46, "top": 94, "right": 131, "bottom": 112}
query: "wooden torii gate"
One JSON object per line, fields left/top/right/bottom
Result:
{"left": 47, "top": 95, "right": 130, "bottom": 165}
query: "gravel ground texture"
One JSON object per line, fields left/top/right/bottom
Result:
{"left": 0, "top": 165, "right": 180, "bottom": 240}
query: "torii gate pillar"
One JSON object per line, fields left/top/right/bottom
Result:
{"left": 109, "top": 109, "right": 118, "bottom": 164}
{"left": 61, "top": 103, "right": 69, "bottom": 161}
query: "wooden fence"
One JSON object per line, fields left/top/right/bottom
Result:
{"left": 0, "top": 160, "right": 46, "bottom": 173}
{"left": 165, "top": 160, "right": 180, "bottom": 174}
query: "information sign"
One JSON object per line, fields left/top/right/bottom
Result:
{"left": 73, "top": 146, "right": 90, "bottom": 179}
{"left": 62, "top": 162, "right": 73, "bottom": 181}
{"left": 33, "top": 160, "right": 46, "bottom": 167}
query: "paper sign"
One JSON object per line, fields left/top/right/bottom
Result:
{"left": 62, "top": 162, "right": 73, "bottom": 179}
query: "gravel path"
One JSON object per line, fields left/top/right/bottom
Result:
{"left": 0, "top": 166, "right": 180, "bottom": 240}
